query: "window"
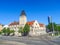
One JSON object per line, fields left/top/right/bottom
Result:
{"left": 36, "top": 23, "right": 37, "bottom": 25}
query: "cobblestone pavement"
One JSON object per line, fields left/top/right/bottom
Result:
{"left": 0, "top": 35, "right": 60, "bottom": 45}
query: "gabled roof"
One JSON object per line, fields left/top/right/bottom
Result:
{"left": 39, "top": 23, "right": 44, "bottom": 27}
{"left": 9, "top": 21, "right": 19, "bottom": 26}
{"left": 27, "top": 21, "right": 45, "bottom": 27}
{"left": 27, "top": 21, "right": 35, "bottom": 26}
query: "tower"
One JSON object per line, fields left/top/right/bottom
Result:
{"left": 19, "top": 10, "right": 27, "bottom": 27}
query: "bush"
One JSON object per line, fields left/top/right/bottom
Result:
{"left": 0, "top": 31, "right": 2, "bottom": 35}
{"left": 18, "top": 27, "right": 23, "bottom": 33}
{"left": 10, "top": 30, "right": 15, "bottom": 36}
{"left": 2, "top": 28, "right": 15, "bottom": 36}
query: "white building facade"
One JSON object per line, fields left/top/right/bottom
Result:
{"left": 27, "top": 20, "right": 46, "bottom": 36}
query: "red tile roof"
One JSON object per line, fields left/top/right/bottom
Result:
{"left": 9, "top": 21, "right": 45, "bottom": 27}
{"left": 27, "top": 21, "right": 35, "bottom": 26}
{"left": 9, "top": 21, "right": 19, "bottom": 26}
{"left": 39, "top": 24, "right": 44, "bottom": 27}
{"left": 27, "top": 21, "right": 45, "bottom": 27}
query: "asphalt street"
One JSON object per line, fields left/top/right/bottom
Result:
{"left": 0, "top": 35, "right": 60, "bottom": 45}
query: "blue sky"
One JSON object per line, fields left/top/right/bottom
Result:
{"left": 0, "top": 0, "right": 60, "bottom": 25}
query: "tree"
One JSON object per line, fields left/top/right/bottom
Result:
{"left": 2, "top": 28, "right": 7, "bottom": 35}
{"left": 47, "top": 23, "right": 57, "bottom": 32}
{"left": 10, "top": 30, "right": 15, "bottom": 33}
{"left": 10, "top": 30, "right": 15, "bottom": 36}
{"left": 2, "top": 28, "right": 12, "bottom": 36}
{"left": 57, "top": 26, "right": 60, "bottom": 31}
{"left": 0, "top": 31, "right": 2, "bottom": 35}
{"left": 56, "top": 26, "right": 60, "bottom": 34}
{"left": 23, "top": 24, "right": 30, "bottom": 36}
{"left": 18, "top": 27, "right": 23, "bottom": 33}
{"left": 6, "top": 28, "right": 11, "bottom": 36}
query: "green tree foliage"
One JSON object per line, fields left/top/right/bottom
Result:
{"left": 10, "top": 30, "right": 15, "bottom": 36}
{"left": 2, "top": 28, "right": 7, "bottom": 35}
{"left": 57, "top": 26, "right": 60, "bottom": 31}
{"left": 47, "top": 23, "right": 57, "bottom": 32}
{"left": 6, "top": 28, "right": 11, "bottom": 35}
{"left": 0, "top": 31, "right": 2, "bottom": 35}
{"left": 18, "top": 27, "right": 23, "bottom": 33}
{"left": 10, "top": 30, "right": 15, "bottom": 33}
{"left": 2, "top": 28, "right": 15, "bottom": 36}
{"left": 23, "top": 24, "right": 30, "bottom": 36}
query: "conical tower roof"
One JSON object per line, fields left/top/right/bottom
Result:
{"left": 20, "top": 10, "right": 26, "bottom": 16}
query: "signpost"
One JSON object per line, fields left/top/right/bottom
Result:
{"left": 48, "top": 16, "right": 54, "bottom": 36}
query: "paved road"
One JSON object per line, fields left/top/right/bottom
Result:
{"left": 0, "top": 35, "right": 60, "bottom": 45}
{"left": 0, "top": 40, "right": 26, "bottom": 45}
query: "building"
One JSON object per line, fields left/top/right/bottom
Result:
{"left": 8, "top": 21, "right": 19, "bottom": 36}
{"left": 8, "top": 10, "right": 46, "bottom": 36}
{"left": 0, "top": 24, "right": 3, "bottom": 31}
{"left": 27, "top": 20, "right": 46, "bottom": 36}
